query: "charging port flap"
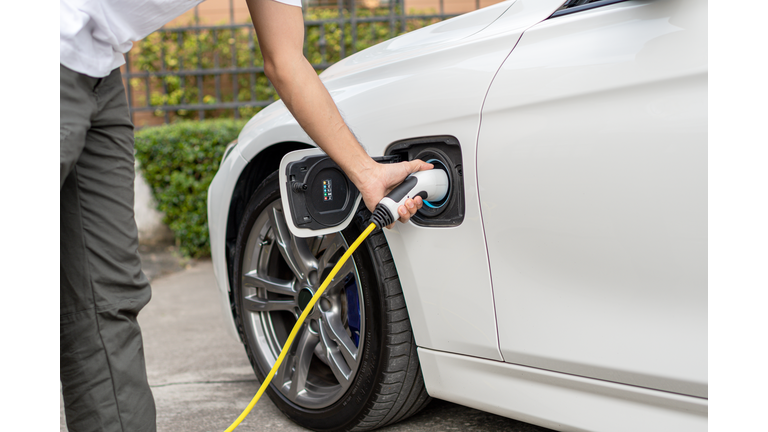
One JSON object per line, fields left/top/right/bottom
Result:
{"left": 279, "top": 149, "right": 400, "bottom": 237}
{"left": 279, "top": 149, "right": 361, "bottom": 238}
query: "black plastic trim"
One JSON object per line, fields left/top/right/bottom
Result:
{"left": 549, "top": 0, "right": 630, "bottom": 19}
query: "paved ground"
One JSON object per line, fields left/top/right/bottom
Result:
{"left": 60, "top": 246, "right": 554, "bottom": 432}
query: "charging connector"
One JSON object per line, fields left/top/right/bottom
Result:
{"left": 368, "top": 169, "right": 449, "bottom": 227}
{"left": 370, "top": 204, "right": 396, "bottom": 228}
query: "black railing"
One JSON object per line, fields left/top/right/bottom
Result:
{"left": 122, "top": 0, "right": 479, "bottom": 126}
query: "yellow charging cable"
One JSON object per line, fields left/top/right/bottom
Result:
{"left": 223, "top": 222, "right": 378, "bottom": 432}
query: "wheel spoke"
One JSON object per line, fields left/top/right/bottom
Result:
{"left": 243, "top": 294, "right": 295, "bottom": 312}
{"left": 326, "top": 312, "right": 359, "bottom": 365}
{"left": 319, "top": 320, "right": 353, "bottom": 386}
{"left": 317, "top": 234, "right": 344, "bottom": 272}
{"left": 329, "top": 350, "right": 352, "bottom": 386}
{"left": 286, "top": 327, "right": 319, "bottom": 400}
{"left": 318, "top": 314, "right": 358, "bottom": 387}
{"left": 310, "top": 234, "right": 330, "bottom": 256}
{"left": 268, "top": 206, "right": 318, "bottom": 281}
{"left": 244, "top": 270, "right": 296, "bottom": 296}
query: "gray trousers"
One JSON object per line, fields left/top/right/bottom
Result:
{"left": 60, "top": 64, "right": 156, "bottom": 432}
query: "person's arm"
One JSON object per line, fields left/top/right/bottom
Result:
{"left": 245, "top": 0, "right": 431, "bottom": 225}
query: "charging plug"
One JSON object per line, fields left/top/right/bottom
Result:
{"left": 370, "top": 169, "right": 449, "bottom": 227}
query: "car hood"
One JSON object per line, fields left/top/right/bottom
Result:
{"left": 320, "top": 0, "right": 517, "bottom": 83}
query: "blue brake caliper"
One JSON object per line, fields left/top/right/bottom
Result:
{"left": 344, "top": 274, "right": 361, "bottom": 347}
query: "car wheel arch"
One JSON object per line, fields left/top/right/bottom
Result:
{"left": 224, "top": 141, "right": 314, "bottom": 326}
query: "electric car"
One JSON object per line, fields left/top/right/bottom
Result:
{"left": 206, "top": 0, "right": 707, "bottom": 430}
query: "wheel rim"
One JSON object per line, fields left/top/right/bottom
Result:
{"left": 240, "top": 200, "right": 366, "bottom": 409}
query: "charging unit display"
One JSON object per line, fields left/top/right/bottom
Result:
{"left": 279, "top": 149, "right": 395, "bottom": 237}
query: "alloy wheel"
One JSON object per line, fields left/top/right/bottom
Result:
{"left": 239, "top": 200, "right": 365, "bottom": 409}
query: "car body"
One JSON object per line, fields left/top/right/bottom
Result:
{"left": 207, "top": 0, "right": 707, "bottom": 430}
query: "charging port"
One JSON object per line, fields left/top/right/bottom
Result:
{"left": 385, "top": 136, "right": 465, "bottom": 227}
{"left": 422, "top": 158, "right": 450, "bottom": 210}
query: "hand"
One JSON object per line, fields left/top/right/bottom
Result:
{"left": 355, "top": 159, "right": 434, "bottom": 228}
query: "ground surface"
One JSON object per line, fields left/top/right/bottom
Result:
{"left": 60, "top": 245, "right": 555, "bottom": 432}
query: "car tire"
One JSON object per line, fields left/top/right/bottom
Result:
{"left": 232, "top": 170, "right": 431, "bottom": 431}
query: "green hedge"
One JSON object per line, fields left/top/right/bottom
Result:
{"left": 135, "top": 119, "right": 248, "bottom": 258}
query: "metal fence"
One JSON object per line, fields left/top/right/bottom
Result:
{"left": 122, "top": 0, "right": 487, "bottom": 127}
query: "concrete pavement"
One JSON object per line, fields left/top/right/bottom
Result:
{"left": 61, "top": 257, "right": 552, "bottom": 432}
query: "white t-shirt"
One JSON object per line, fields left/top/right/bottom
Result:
{"left": 60, "top": 0, "right": 302, "bottom": 78}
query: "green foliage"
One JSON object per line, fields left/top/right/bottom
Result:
{"left": 132, "top": 25, "right": 274, "bottom": 120}
{"left": 135, "top": 119, "right": 248, "bottom": 258}
{"left": 128, "top": 7, "right": 439, "bottom": 121}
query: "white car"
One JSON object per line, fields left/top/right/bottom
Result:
{"left": 206, "top": 0, "right": 707, "bottom": 430}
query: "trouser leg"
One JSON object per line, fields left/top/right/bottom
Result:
{"left": 60, "top": 65, "right": 156, "bottom": 432}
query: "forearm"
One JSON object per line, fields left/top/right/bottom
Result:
{"left": 270, "top": 56, "right": 377, "bottom": 187}
{"left": 246, "top": 0, "right": 428, "bottom": 223}
{"left": 245, "top": 0, "right": 377, "bottom": 188}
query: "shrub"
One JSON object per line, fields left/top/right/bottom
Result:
{"left": 135, "top": 119, "right": 249, "bottom": 258}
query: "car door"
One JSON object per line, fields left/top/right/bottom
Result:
{"left": 476, "top": 0, "right": 707, "bottom": 397}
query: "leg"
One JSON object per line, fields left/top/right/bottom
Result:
{"left": 60, "top": 64, "right": 95, "bottom": 188}
{"left": 60, "top": 66, "right": 156, "bottom": 432}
